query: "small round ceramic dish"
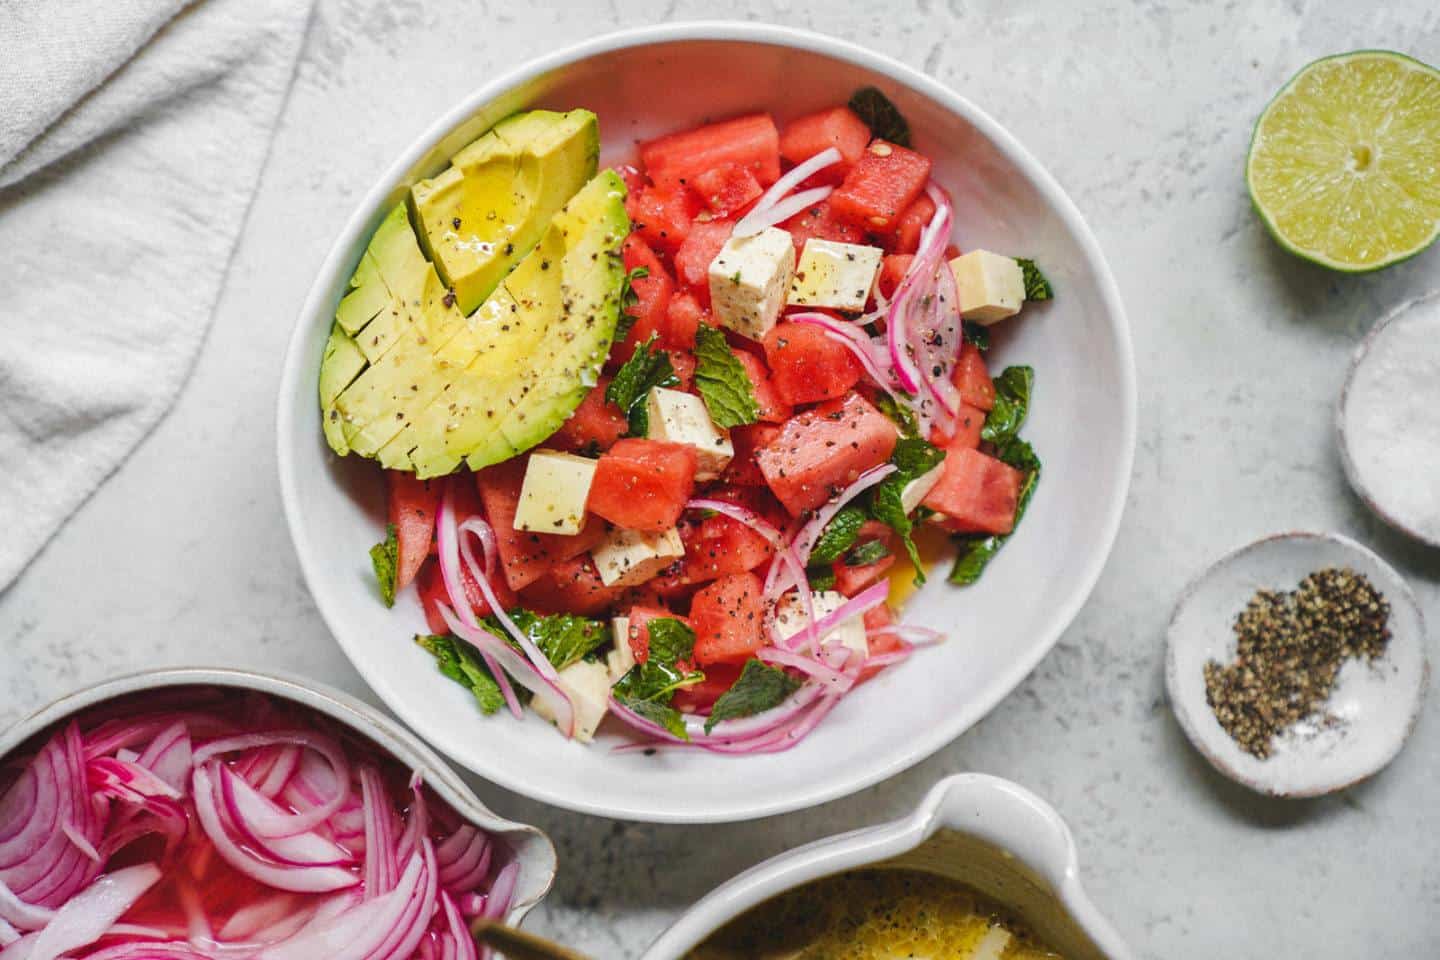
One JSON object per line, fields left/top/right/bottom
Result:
{"left": 1165, "top": 532, "right": 1428, "bottom": 797}
{"left": 1337, "top": 290, "right": 1440, "bottom": 548}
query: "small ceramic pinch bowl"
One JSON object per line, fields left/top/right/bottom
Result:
{"left": 0, "top": 667, "right": 557, "bottom": 923}
{"left": 1337, "top": 289, "right": 1440, "bottom": 549}
{"left": 1165, "top": 532, "right": 1428, "bottom": 798}
{"left": 641, "top": 773, "right": 1134, "bottom": 960}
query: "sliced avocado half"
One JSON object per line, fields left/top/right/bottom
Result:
{"left": 320, "top": 169, "right": 629, "bottom": 478}
{"left": 411, "top": 109, "right": 599, "bottom": 316}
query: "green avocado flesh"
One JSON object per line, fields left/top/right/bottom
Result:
{"left": 318, "top": 147, "right": 629, "bottom": 478}
{"left": 411, "top": 109, "right": 599, "bottom": 316}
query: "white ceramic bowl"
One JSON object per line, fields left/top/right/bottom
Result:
{"left": 277, "top": 22, "right": 1136, "bottom": 822}
{"left": 1165, "top": 532, "right": 1429, "bottom": 797}
{"left": 641, "top": 773, "right": 1134, "bottom": 959}
{"left": 0, "top": 668, "right": 556, "bottom": 921}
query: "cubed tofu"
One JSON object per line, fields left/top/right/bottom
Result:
{"left": 901, "top": 462, "right": 946, "bottom": 514}
{"left": 707, "top": 227, "right": 796, "bottom": 341}
{"left": 514, "top": 451, "right": 596, "bottom": 535}
{"left": 788, "top": 239, "right": 883, "bottom": 312}
{"left": 531, "top": 659, "right": 611, "bottom": 743}
{"left": 606, "top": 616, "right": 636, "bottom": 683}
{"left": 591, "top": 526, "right": 685, "bottom": 587}
{"left": 770, "top": 589, "right": 867, "bottom": 657}
{"left": 949, "top": 250, "right": 1025, "bottom": 325}
{"left": 645, "top": 386, "right": 733, "bottom": 481}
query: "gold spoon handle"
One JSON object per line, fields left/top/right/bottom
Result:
{"left": 469, "top": 918, "right": 594, "bottom": 960}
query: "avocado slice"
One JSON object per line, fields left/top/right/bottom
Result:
{"left": 410, "top": 109, "right": 599, "bottom": 316}
{"left": 324, "top": 169, "right": 629, "bottom": 477}
{"left": 387, "top": 170, "right": 629, "bottom": 477}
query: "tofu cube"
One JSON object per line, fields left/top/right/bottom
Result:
{"left": 514, "top": 451, "right": 596, "bottom": 535}
{"left": 645, "top": 387, "right": 733, "bottom": 481}
{"left": 606, "top": 616, "right": 636, "bottom": 683}
{"left": 788, "top": 239, "right": 883, "bottom": 313}
{"left": 707, "top": 227, "right": 796, "bottom": 341}
{"left": 901, "top": 463, "right": 946, "bottom": 514}
{"left": 949, "top": 250, "right": 1025, "bottom": 325}
{"left": 591, "top": 526, "right": 685, "bottom": 587}
{"left": 530, "top": 659, "right": 611, "bottom": 743}
{"left": 770, "top": 589, "right": 867, "bottom": 657}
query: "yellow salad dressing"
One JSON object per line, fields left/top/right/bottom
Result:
{"left": 685, "top": 869, "right": 1063, "bottom": 960}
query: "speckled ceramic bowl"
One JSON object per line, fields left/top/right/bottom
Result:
{"left": 641, "top": 774, "right": 1134, "bottom": 959}
{"left": 1165, "top": 532, "right": 1428, "bottom": 797}
{"left": 0, "top": 667, "right": 556, "bottom": 922}
{"left": 277, "top": 21, "right": 1135, "bottom": 822}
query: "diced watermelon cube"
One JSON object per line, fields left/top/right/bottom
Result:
{"left": 549, "top": 376, "right": 629, "bottom": 455}
{"left": 673, "top": 219, "right": 735, "bottom": 298}
{"left": 885, "top": 192, "right": 936, "bottom": 255}
{"left": 588, "top": 438, "right": 698, "bottom": 532}
{"left": 953, "top": 342, "right": 996, "bottom": 411}
{"left": 690, "top": 572, "right": 766, "bottom": 665}
{"left": 922, "top": 447, "right": 1023, "bottom": 535}
{"left": 733, "top": 349, "right": 792, "bottom": 423}
{"left": 521, "top": 556, "right": 626, "bottom": 616}
{"left": 415, "top": 547, "right": 515, "bottom": 633}
{"left": 386, "top": 470, "right": 440, "bottom": 592}
{"left": 672, "top": 661, "right": 744, "bottom": 713}
{"left": 662, "top": 291, "right": 705, "bottom": 351}
{"left": 833, "top": 552, "right": 896, "bottom": 597}
{"left": 475, "top": 459, "right": 606, "bottom": 592}
{"left": 668, "top": 350, "right": 697, "bottom": 392}
{"left": 674, "top": 510, "right": 775, "bottom": 585}
{"left": 640, "top": 114, "right": 781, "bottom": 189}
{"left": 691, "top": 163, "right": 764, "bottom": 217}
{"left": 780, "top": 199, "right": 864, "bottom": 253}
{"left": 756, "top": 394, "right": 900, "bottom": 516}
{"left": 612, "top": 235, "right": 675, "bottom": 364}
{"left": 877, "top": 253, "right": 913, "bottom": 300}
{"left": 778, "top": 107, "right": 872, "bottom": 182}
{"left": 723, "top": 422, "right": 783, "bottom": 486}
{"left": 829, "top": 140, "right": 933, "bottom": 231}
{"left": 762, "top": 321, "right": 863, "bottom": 406}
{"left": 929, "top": 402, "right": 986, "bottom": 451}
{"left": 626, "top": 186, "right": 698, "bottom": 254}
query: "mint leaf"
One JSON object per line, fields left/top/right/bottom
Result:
{"left": 807, "top": 565, "right": 837, "bottom": 591}
{"left": 623, "top": 698, "right": 689, "bottom": 741}
{"left": 1016, "top": 258, "right": 1052, "bottom": 301}
{"left": 848, "top": 87, "right": 911, "bottom": 148}
{"left": 808, "top": 505, "right": 867, "bottom": 566}
{"left": 482, "top": 609, "right": 609, "bottom": 671}
{"left": 415, "top": 634, "right": 508, "bottom": 715}
{"left": 845, "top": 539, "right": 892, "bottom": 567}
{"left": 873, "top": 391, "right": 920, "bottom": 438}
{"left": 645, "top": 617, "right": 696, "bottom": 665}
{"left": 868, "top": 437, "right": 946, "bottom": 585}
{"left": 705, "top": 660, "right": 802, "bottom": 732}
{"left": 369, "top": 524, "right": 398, "bottom": 607}
{"left": 606, "top": 333, "right": 678, "bottom": 436}
{"left": 693, "top": 324, "right": 760, "bottom": 428}
{"left": 962, "top": 321, "right": 990, "bottom": 351}
{"left": 981, "top": 366, "right": 1033, "bottom": 444}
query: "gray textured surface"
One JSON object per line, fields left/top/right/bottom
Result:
{"left": 3, "top": 1, "right": 1440, "bottom": 956}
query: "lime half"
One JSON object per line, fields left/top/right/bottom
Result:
{"left": 1247, "top": 51, "right": 1440, "bottom": 272}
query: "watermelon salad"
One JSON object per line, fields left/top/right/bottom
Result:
{"left": 351, "top": 89, "right": 1050, "bottom": 751}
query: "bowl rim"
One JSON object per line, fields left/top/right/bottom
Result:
{"left": 276, "top": 20, "right": 1138, "bottom": 822}
{"left": 638, "top": 773, "right": 1135, "bottom": 959}
{"left": 0, "top": 666, "right": 557, "bottom": 920}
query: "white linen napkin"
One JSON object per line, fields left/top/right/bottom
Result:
{"left": 0, "top": 0, "right": 313, "bottom": 589}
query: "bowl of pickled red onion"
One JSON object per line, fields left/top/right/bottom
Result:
{"left": 0, "top": 668, "right": 555, "bottom": 960}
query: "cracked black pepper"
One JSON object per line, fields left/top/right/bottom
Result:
{"left": 1203, "top": 566, "right": 1391, "bottom": 759}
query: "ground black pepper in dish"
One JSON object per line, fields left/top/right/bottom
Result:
{"left": 1203, "top": 566, "right": 1391, "bottom": 759}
